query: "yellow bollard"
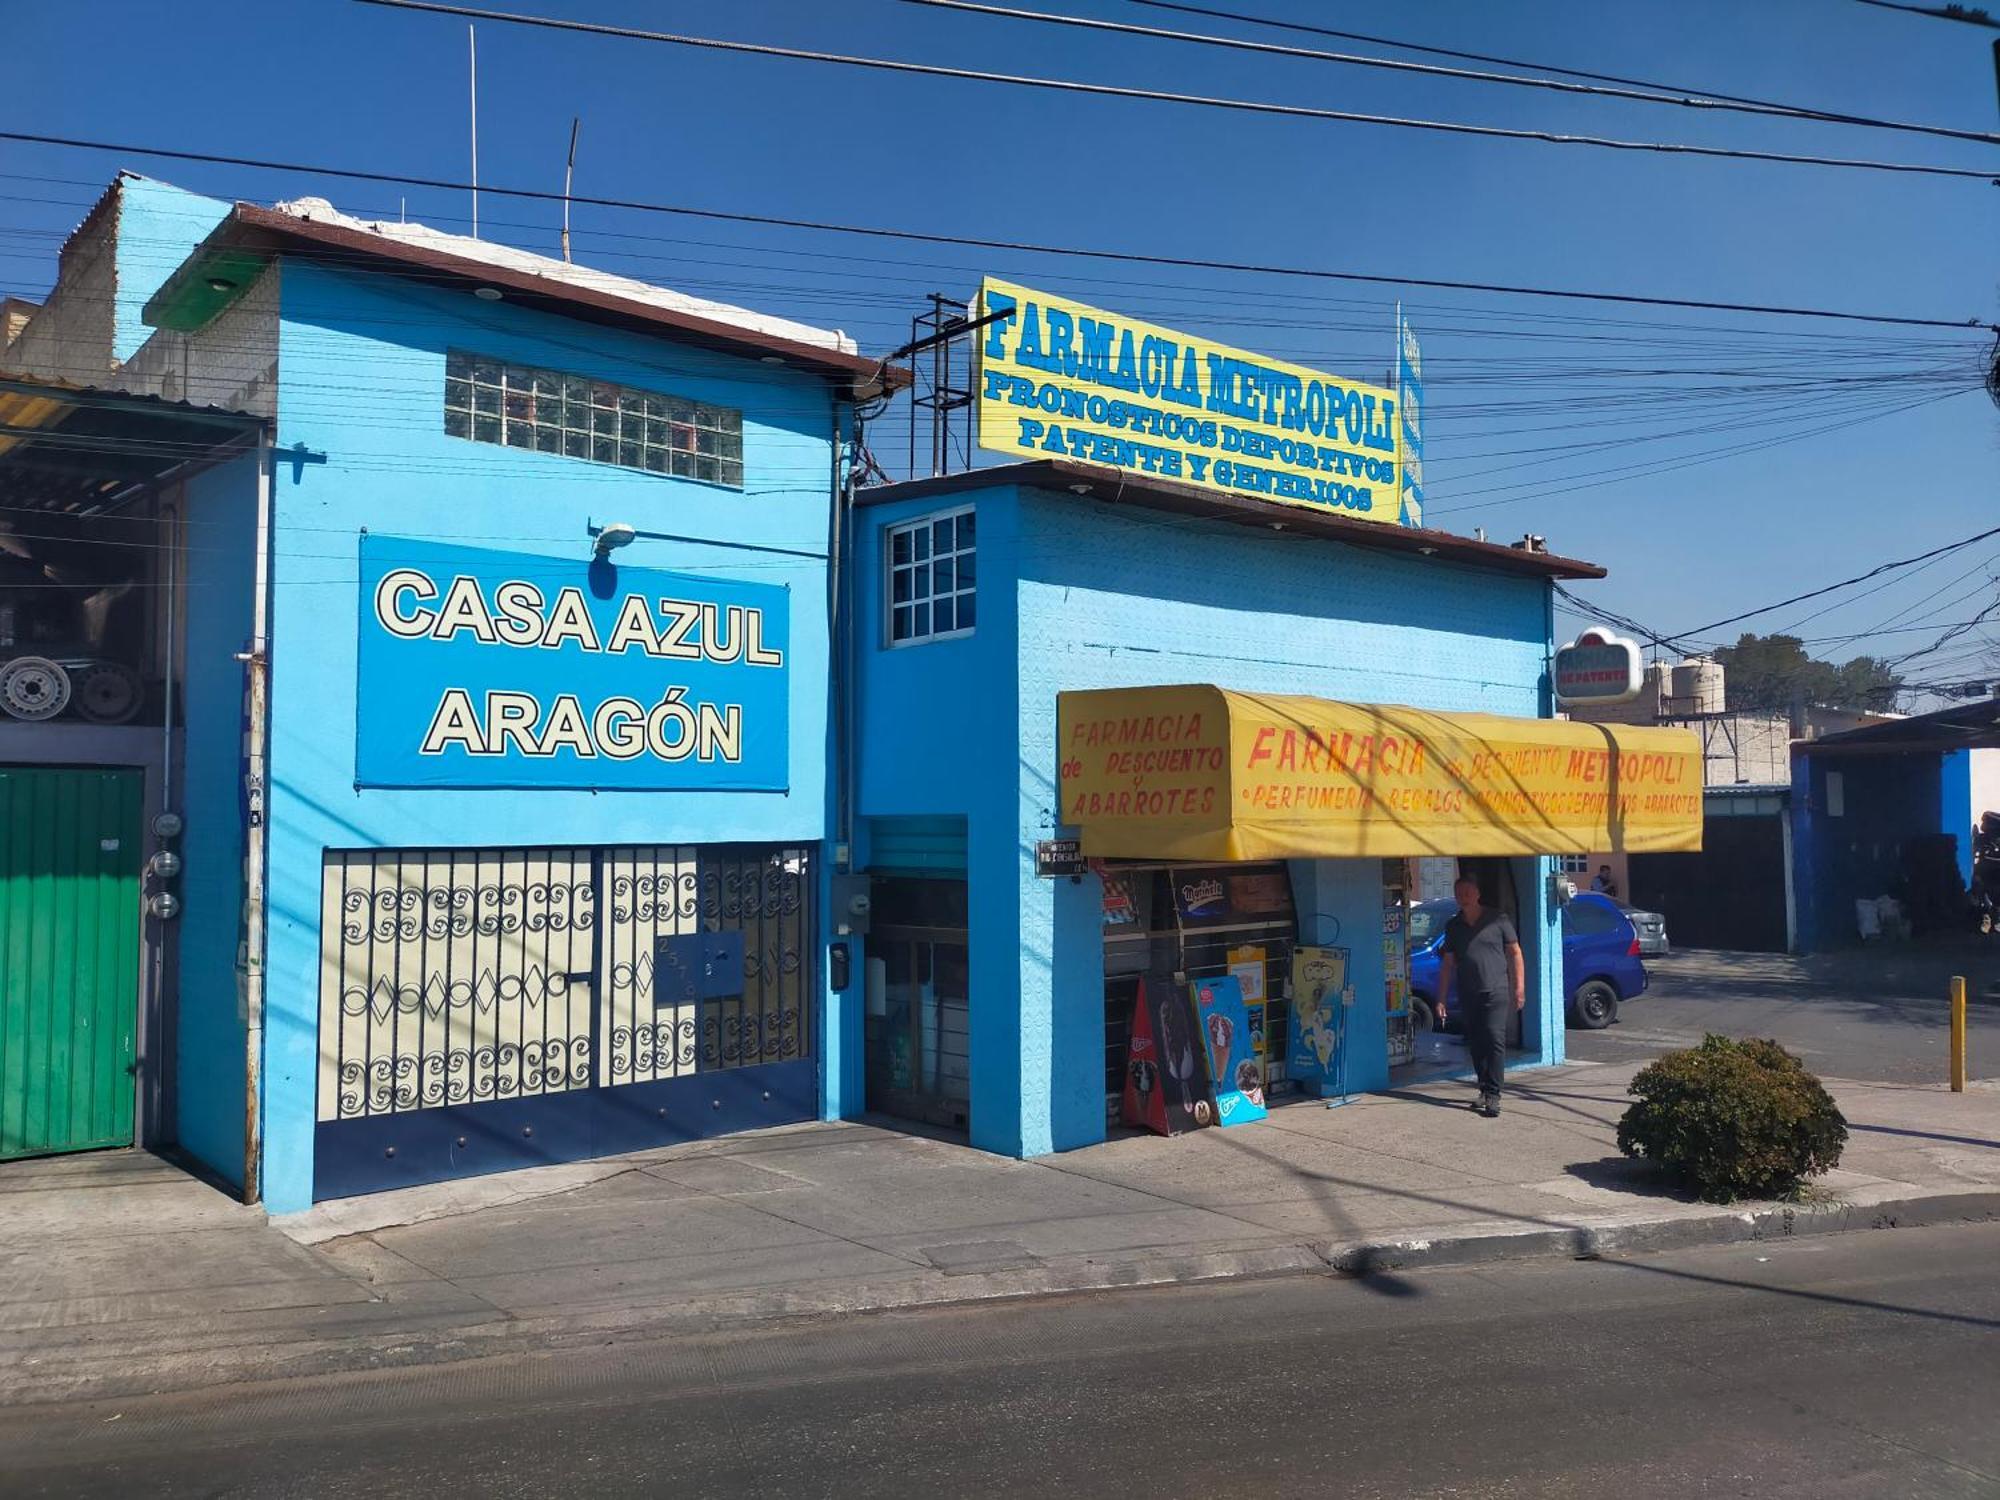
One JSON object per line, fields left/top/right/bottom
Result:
{"left": 1950, "top": 975, "right": 1967, "bottom": 1093}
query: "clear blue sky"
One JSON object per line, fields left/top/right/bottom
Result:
{"left": 4, "top": 0, "right": 1995, "bottom": 695}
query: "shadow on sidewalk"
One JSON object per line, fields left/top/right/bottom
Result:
{"left": 1122, "top": 1119, "right": 1626, "bottom": 1298}
{"left": 1846, "top": 1121, "right": 1999, "bottom": 1151}
{"left": 1562, "top": 1156, "right": 1698, "bottom": 1203}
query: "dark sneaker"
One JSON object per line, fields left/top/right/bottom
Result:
{"left": 1479, "top": 1095, "right": 1501, "bottom": 1119}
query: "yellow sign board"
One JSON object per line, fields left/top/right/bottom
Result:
{"left": 974, "top": 277, "right": 1402, "bottom": 523}
{"left": 1058, "top": 685, "right": 1704, "bottom": 861}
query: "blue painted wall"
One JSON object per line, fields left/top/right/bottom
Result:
{"left": 256, "top": 259, "right": 842, "bottom": 1211}
{"left": 1942, "top": 750, "right": 1975, "bottom": 887}
{"left": 852, "top": 480, "right": 1563, "bottom": 1159}
{"left": 173, "top": 450, "right": 259, "bottom": 1187}
{"left": 849, "top": 489, "right": 1021, "bottom": 1150}
{"left": 113, "top": 176, "right": 230, "bottom": 363}
{"left": 1794, "top": 749, "right": 1945, "bottom": 950}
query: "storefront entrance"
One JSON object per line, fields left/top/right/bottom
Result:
{"left": 1092, "top": 853, "right": 1549, "bottom": 1122}
{"left": 312, "top": 842, "right": 817, "bottom": 1201}
{"left": 0, "top": 767, "right": 144, "bottom": 1160}
{"left": 864, "top": 878, "right": 971, "bottom": 1132}
{"left": 1099, "top": 863, "right": 1299, "bottom": 1122}
{"left": 1394, "top": 855, "right": 1526, "bottom": 1082}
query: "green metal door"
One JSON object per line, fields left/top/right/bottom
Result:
{"left": 0, "top": 768, "right": 142, "bottom": 1159}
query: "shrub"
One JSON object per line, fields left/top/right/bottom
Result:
{"left": 1616, "top": 1034, "right": 1847, "bottom": 1203}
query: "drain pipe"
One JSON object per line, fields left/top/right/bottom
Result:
{"left": 153, "top": 489, "right": 181, "bottom": 1150}
{"left": 161, "top": 491, "right": 178, "bottom": 818}
{"left": 239, "top": 443, "right": 275, "bottom": 1205}
{"left": 829, "top": 400, "right": 854, "bottom": 870}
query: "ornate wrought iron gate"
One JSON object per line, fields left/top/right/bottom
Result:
{"left": 314, "top": 843, "right": 815, "bottom": 1201}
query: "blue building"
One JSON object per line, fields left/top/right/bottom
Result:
{"left": 3, "top": 177, "right": 899, "bottom": 1212}
{"left": 1792, "top": 700, "right": 2000, "bottom": 949}
{"left": 5, "top": 177, "right": 1703, "bottom": 1204}
{"left": 841, "top": 460, "right": 1685, "bottom": 1156}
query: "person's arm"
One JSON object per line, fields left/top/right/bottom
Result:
{"left": 1435, "top": 950, "right": 1454, "bottom": 1023}
{"left": 1506, "top": 940, "right": 1525, "bottom": 1011}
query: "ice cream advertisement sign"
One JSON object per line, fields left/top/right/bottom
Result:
{"left": 1193, "top": 975, "right": 1266, "bottom": 1127}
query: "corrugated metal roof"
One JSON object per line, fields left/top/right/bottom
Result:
{"left": 1797, "top": 696, "right": 2000, "bottom": 756}
{"left": 146, "top": 202, "right": 911, "bottom": 400}
{"left": 0, "top": 373, "right": 263, "bottom": 514}
{"left": 270, "top": 197, "right": 861, "bottom": 357}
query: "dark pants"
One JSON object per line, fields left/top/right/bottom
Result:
{"left": 1462, "top": 990, "right": 1510, "bottom": 1097}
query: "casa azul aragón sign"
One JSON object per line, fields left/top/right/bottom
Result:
{"left": 356, "top": 536, "right": 788, "bottom": 790}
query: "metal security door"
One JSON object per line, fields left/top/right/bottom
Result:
{"left": 0, "top": 767, "right": 142, "bottom": 1160}
{"left": 317, "top": 848, "right": 600, "bottom": 1127}
{"left": 314, "top": 843, "right": 816, "bottom": 1201}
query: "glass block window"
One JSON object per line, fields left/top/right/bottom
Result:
{"left": 886, "top": 508, "right": 976, "bottom": 646}
{"left": 443, "top": 350, "right": 744, "bottom": 487}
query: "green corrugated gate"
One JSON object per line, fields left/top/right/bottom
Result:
{"left": 1, "top": 768, "right": 142, "bottom": 1160}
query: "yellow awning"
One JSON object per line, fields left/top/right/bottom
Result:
{"left": 1058, "top": 686, "right": 1704, "bottom": 861}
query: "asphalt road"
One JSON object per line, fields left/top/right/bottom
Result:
{"left": 1566, "top": 949, "right": 1997, "bottom": 1083}
{"left": 7, "top": 1223, "right": 1997, "bottom": 1499}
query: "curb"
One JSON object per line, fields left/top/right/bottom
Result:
{"left": 4, "top": 1188, "right": 1996, "bottom": 1411}
{"left": 1319, "top": 1187, "right": 2000, "bottom": 1275}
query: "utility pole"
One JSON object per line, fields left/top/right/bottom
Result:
{"left": 468, "top": 23, "right": 480, "bottom": 237}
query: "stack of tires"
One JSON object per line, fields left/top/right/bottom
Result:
{"left": 0, "top": 654, "right": 145, "bottom": 724}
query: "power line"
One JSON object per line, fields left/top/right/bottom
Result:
{"left": 1431, "top": 386, "right": 1976, "bottom": 515}
{"left": 1552, "top": 584, "right": 1689, "bottom": 651}
{"left": 1126, "top": 0, "right": 2000, "bottom": 117}
{"left": 1851, "top": 0, "right": 2000, "bottom": 27}
{"left": 8, "top": 172, "right": 1986, "bottom": 348}
{"left": 896, "top": 0, "right": 2000, "bottom": 146}
{"left": 0, "top": 132, "right": 1990, "bottom": 332}
{"left": 1680, "top": 523, "right": 2000, "bottom": 637}
{"left": 1891, "top": 601, "right": 2000, "bottom": 673}
{"left": 1556, "top": 525, "right": 2000, "bottom": 655}
{"left": 349, "top": 0, "right": 1999, "bottom": 182}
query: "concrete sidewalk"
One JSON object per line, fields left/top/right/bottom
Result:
{"left": 4, "top": 1060, "right": 1997, "bottom": 1407}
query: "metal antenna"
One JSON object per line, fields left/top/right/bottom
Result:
{"left": 562, "top": 117, "right": 580, "bottom": 263}
{"left": 468, "top": 23, "right": 480, "bottom": 237}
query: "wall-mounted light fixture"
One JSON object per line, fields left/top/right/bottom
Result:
{"left": 592, "top": 521, "right": 637, "bottom": 560}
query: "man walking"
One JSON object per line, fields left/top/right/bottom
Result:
{"left": 1434, "top": 877, "right": 1525, "bottom": 1118}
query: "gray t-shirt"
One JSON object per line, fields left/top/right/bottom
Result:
{"left": 1443, "top": 909, "right": 1519, "bottom": 1003}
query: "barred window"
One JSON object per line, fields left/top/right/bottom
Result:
{"left": 443, "top": 351, "right": 744, "bottom": 487}
{"left": 886, "top": 507, "right": 976, "bottom": 645}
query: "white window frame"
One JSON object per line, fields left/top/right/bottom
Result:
{"left": 883, "top": 506, "right": 977, "bottom": 648}
{"left": 1556, "top": 853, "right": 1591, "bottom": 875}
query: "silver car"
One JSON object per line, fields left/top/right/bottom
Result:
{"left": 1619, "top": 902, "right": 1670, "bottom": 958}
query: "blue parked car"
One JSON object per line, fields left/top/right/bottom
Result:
{"left": 1406, "top": 891, "right": 1647, "bottom": 1031}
